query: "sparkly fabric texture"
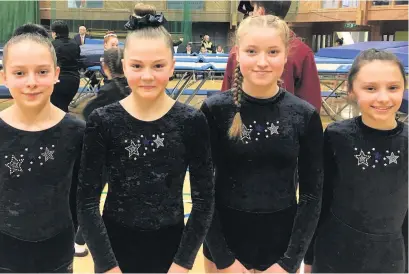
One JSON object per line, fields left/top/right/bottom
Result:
{"left": 200, "top": 89, "right": 324, "bottom": 272}
{"left": 0, "top": 114, "right": 85, "bottom": 241}
{"left": 305, "top": 117, "right": 408, "bottom": 272}
{"left": 82, "top": 77, "right": 130, "bottom": 120}
{"left": 78, "top": 101, "right": 215, "bottom": 272}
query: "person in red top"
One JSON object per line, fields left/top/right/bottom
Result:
{"left": 222, "top": 0, "right": 322, "bottom": 111}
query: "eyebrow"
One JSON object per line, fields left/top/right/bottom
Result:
{"left": 360, "top": 81, "right": 402, "bottom": 85}
{"left": 244, "top": 45, "right": 281, "bottom": 48}
{"left": 9, "top": 64, "right": 53, "bottom": 69}
{"left": 128, "top": 58, "right": 168, "bottom": 63}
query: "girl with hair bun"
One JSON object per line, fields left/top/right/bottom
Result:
{"left": 77, "top": 10, "right": 215, "bottom": 274}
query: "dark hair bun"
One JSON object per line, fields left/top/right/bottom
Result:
{"left": 13, "top": 23, "right": 49, "bottom": 38}
{"left": 124, "top": 13, "right": 167, "bottom": 31}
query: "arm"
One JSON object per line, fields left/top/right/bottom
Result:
{"left": 70, "top": 134, "right": 83, "bottom": 232}
{"left": 221, "top": 50, "right": 237, "bottom": 92}
{"left": 403, "top": 211, "right": 408, "bottom": 273}
{"left": 172, "top": 109, "right": 215, "bottom": 269}
{"left": 304, "top": 129, "right": 336, "bottom": 266}
{"left": 295, "top": 51, "right": 322, "bottom": 112}
{"left": 276, "top": 111, "right": 324, "bottom": 273}
{"left": 199, "top": 102, "right": 236, "bottom": 269}
{"left": 77, "top": 111, "right": 118, "bottom": 273}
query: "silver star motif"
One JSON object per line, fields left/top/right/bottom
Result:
{"left": 125, "top": 140, "right": 140, "bottom": 158}
{"left": 386, "top": 152, "right": 399, "bottom": 164}
{"left": 41, "top": 147, "right": 55, "bottom": 162}
{"left": 267, "top": 123, "right": 279, "bottom": 135}
{"left": 355, "top": 150, "right": 371, "bottom": 166}
{"left": 241, "top": 125, "right": 252, "bottom": 141}
{"left": 153, "top": 135, "right": 164, "bottom": 148}
{"left": 5, "top": 155, "right": 24, "bottom": 175}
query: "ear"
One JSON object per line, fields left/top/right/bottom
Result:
{"left": 0, "top": 70, "right": 7, "bottom": 88}
{"left": 259, "top": 6, "right": 266, "bottom": 15}
{"left": 169, "top": 57, "right": 176, "bottom": 77}
{"left": 347, "top": 90, "right": 357, "bottom": 104}
{"left": 121, "top": 58, "right": 127, "bottom": 76}
{"left": 54, "top": 66, "right": 61, "bottom": 83}
{"left": 235, "top": 45, "right": 240, "bottom": 62}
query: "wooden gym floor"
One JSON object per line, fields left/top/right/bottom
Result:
{"left": 0, "top": 79, "right": 333, "bottom": 273}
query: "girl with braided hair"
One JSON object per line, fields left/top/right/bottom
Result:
{"left": 83, "top": 48, "right": 130, "bottom": 119}
{"left": 200, "top": 15, "right": 324, "bottom": 273}
{"left": 77, "top": 10, "right": 214, "bottom": 274}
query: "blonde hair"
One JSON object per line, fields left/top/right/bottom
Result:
{"left": 229, "top": 15, "right": 291, "bottom": 139}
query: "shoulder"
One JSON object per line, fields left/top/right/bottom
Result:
{"left": 63, "top": 114, "right": 86, "bottom": 135}
{"left": 87, "top": 102, "right": 122, "bottom": 124}
{"left": 401, "top": 123, "right": 408, "bottom": 138}
{"left": 281, "top": 89, "right": 316, "bottom": 115}
{"left": 172, "top": 101, "right": 206, "bottom": 122}
{"left": 325, "top": 118, "right": 357, "bottom": 139}
{"left": 202, "top": 90, "right": 233, "bottom": 111}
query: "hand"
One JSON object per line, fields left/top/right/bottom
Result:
{"left": 105, "top": 266, "right": 122, "bottom": 273}
{"left": 264, "top": 263, "right": 288, "bottom": 273}
{"left": 304, "top": 264, "right": 312, "bottom": 273}
{"left": 219, "top": 259, "right": 250, "bottom": 273}
{"left": 168, "top": 263, "right": 189, "bottom": 273}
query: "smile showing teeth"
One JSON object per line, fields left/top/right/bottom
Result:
{"left": 372, "top": 106, "right": 392, "bottom": 111}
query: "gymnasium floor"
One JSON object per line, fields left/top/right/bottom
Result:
{"left": 0, "top": 79, "right": 333, "bottom": 273}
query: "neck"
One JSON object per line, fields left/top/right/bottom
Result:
{"left": 125, "top": 91, "right": 175, "bottom": 121}
{"left": 242, "top": 80, "right": 279, "bottom": 99}
{"left": 7, "top": 102, "right": 57, "bottom": 130}
{"left": 361, "top": 114, "right": 397, "bottom": 131}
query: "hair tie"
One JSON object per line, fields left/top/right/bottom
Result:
{"left": 124, "top": 13, "right": 167, "bottom": 31}
{"left": 104, "top": 33, "right": 117, "bottom": 38}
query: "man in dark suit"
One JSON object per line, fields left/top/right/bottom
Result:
{"left": 73, "top": 26, "right": 90, "bottom": 45}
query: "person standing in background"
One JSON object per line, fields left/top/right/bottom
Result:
{"left": 50, "top": 20, "right": 81, "bottom": 112}
{"left": 222, "top": 0, "right": 322, "bottom": 112}
{"left": 73, "top": 26, "right": 89, "bottom": 46}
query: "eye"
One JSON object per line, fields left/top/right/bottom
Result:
{"left": 154, "top": 64, "right": 164, "bottom": 69}
{"left": 14, "top": 71, "right": 24, "bottom": 76}
{"left": 389, "top": 85, "right": 400, "bottom": 91}
{"left": 131, "top": 64, "right": 141, "bottom": 69}
{"left": 39, "top": 70, "right": 48, "bottom": 75}
{"left": 365, "top": 87, "right": 376, "bottom": 91}
{"left": 269, "top": 50, "right": 278, "bottom": 54}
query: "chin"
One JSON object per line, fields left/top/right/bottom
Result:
{"left": 136, "top": 90, "right": 163, "bottom": 100}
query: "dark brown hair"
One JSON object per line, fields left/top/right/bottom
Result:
{"left": 347, "top": 48, "right": 407, "bottom": 92}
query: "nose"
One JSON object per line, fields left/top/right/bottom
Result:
{"left": 140, "top": 69, "right": 154, "bottom": 81}
{"left": 256, "top": 53, "right": 268, "bottom": 68}
{"left": 376, "top": 88, "right": 390, "bottom": 104}
{"left": 25, "top": 72, "right": 37, "bottom": 88}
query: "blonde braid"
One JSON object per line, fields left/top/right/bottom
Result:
{"left": 228, "top": 63, "right": 244, "bottom": 139}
